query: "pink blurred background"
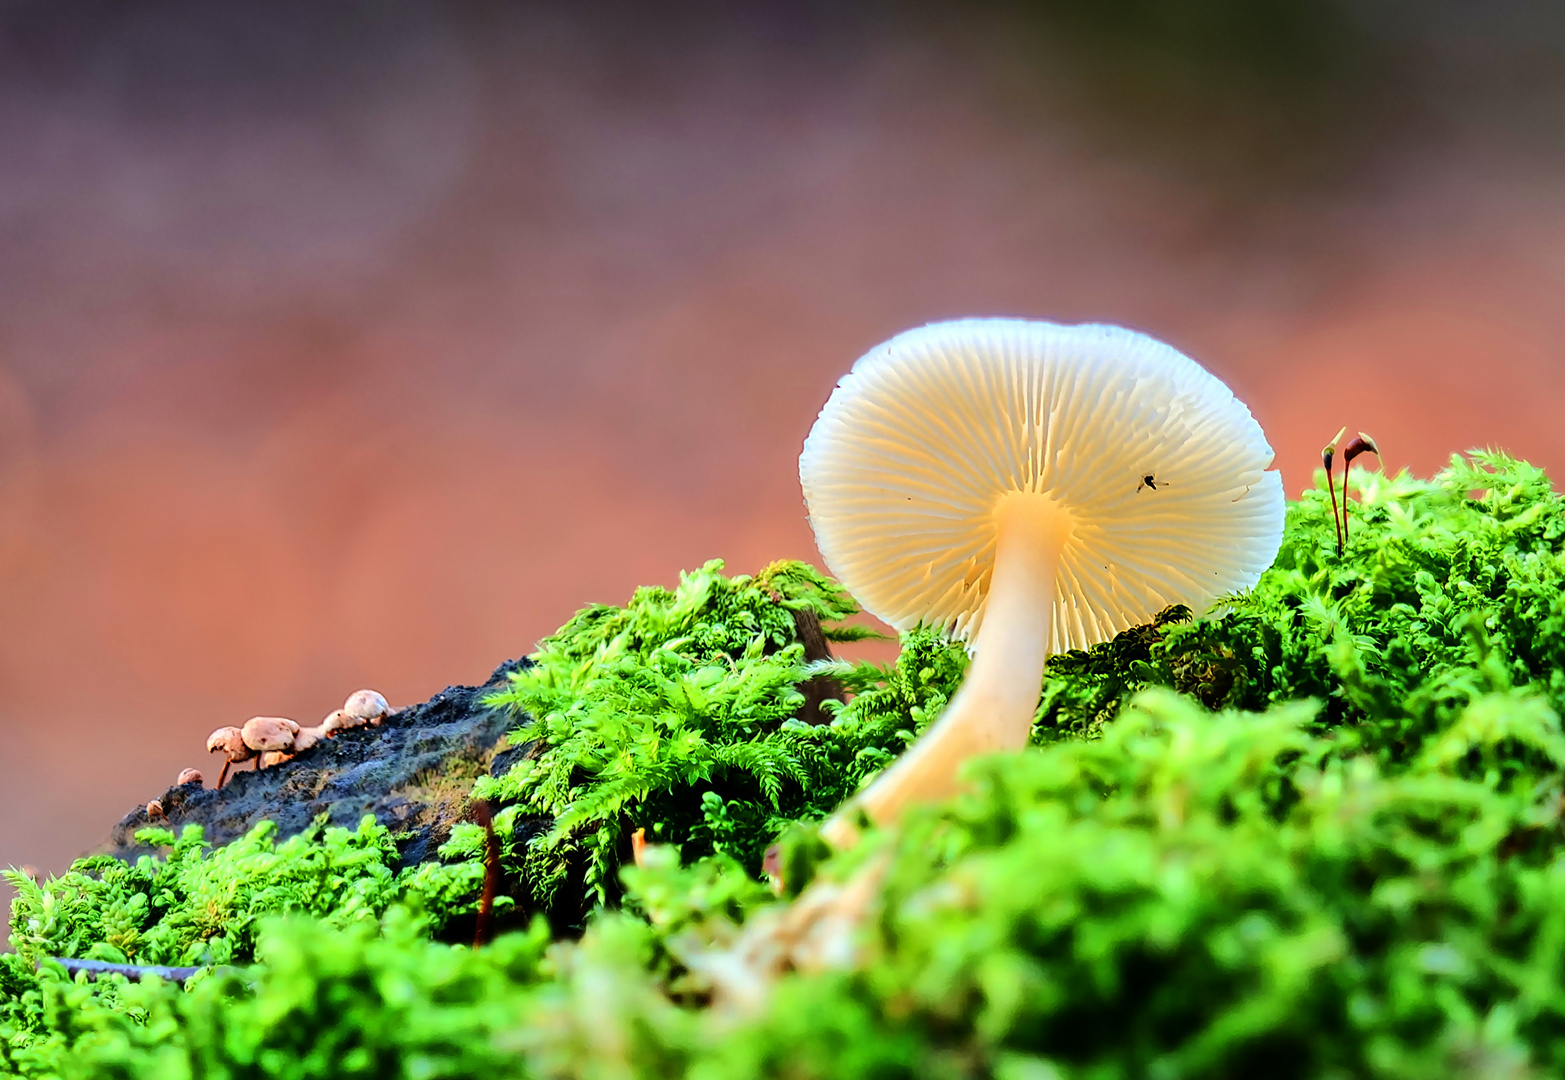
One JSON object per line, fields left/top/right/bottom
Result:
{"left": 4, "top": 0, "right": 1565, "bottom": 880}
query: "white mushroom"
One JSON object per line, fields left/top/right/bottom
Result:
{"left": 241, "top": 716, "right": 299, "bottom": 769}
{"left": 801, "top": 318, "right": 1284, "bottom": 846}
{"left": 206, "top": 726, "right": 255, "bottom": 789}
{"left": 343, "top": 689, "right": 390, "bottom": 726}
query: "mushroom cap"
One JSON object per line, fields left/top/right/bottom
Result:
{"left": 343, "top": 689, "right": 390, "bottom": 722}
{"left": 292, "top": 726, "right": 324, "bottom": 753}
{"left": 176, "top": 768, "right": 204, "bottom": 786}
{"left": 799, "top": 318, "right": 1284, "bottom": 652}
{"left": 206, "top": 726, "right": 254, "bottom": 761}
{"left": 321, "top": 708, "right": 361, "bottom": 734}
{"left": 241, "top": 716, "right": 299, "bottom": 753}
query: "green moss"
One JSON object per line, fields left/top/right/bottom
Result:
{"left": 5, "top": 817, "right": 401, "bottom": 970}
{"left": 717, "top": 689, "right": 1565, "bottom": 1078}
{"left": 1038, "top": 453, "right": 1565, "bottom": 779}
{"left": 474, "top": 558, "right": 912, "bottom": 913}
{"left": 12, "top": 452, "right": 1565, "bottom": 1077}
{"left": 3, "top": 910, "right": 553, "bottom": 1079}
{"left": 26, "top": 688, "right": 1565, "bottom": 1078}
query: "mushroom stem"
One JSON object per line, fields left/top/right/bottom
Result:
{"left": 821, "top": 492, "right": 1071, "bottom": 848}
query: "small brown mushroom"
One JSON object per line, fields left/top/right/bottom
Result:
{"left": 146, "top": 799, "right": 166, "bottom": 821}
{"left": 320, "top": 708, "right": 361, "bottom": 735}
{"left": 343, "top": 689, "right": 391, "bottom": 726}
{"left": 176, "top": 768, "right": 203, "bottom": 787}
{"left": 291, "top": 725, "right": 327, "bottom": 753}
{"left": 206, "top": 726, "right": 256, "bottom": 789}
{"left": 241, "top": 716, "right": 299, "bottom": 769}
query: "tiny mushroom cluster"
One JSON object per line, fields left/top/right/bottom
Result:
{"left": 198, "top": 688, "right": 392, "bottom": 789}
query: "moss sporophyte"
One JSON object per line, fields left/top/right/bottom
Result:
{"left": 7, "top": 321, "right": 1565, "bottom": 1075}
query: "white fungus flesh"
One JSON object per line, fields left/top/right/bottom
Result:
{"left": 801, "top": 318, "right": 1284, "bottom": 845}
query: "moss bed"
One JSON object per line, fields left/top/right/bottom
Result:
{"left": 7, "top": 453, "right": 1565, "bottom": 1078}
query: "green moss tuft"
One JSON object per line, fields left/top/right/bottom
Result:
{"left": 475, "top": 558, "right": 920, "bottom": 914}
{"left": 1039, "top": 452, "right": 1565, "bottom": 774}
{"left": 716, "top": 687, "right": 1565, "bottom": 1078}
{"left": 5, "top": 817, "right": 401, "bottom": 970}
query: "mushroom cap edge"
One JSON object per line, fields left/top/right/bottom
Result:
{"left": 798, "top": 317, "right": 1285, "bottom": 651}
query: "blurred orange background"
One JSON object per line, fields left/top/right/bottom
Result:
{"left": 3, "top": 0, "right": 1565, "bottom": 879}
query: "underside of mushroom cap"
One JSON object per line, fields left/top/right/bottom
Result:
{"left": 799, "top": 318, "right": 1284, "bottom": 652}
